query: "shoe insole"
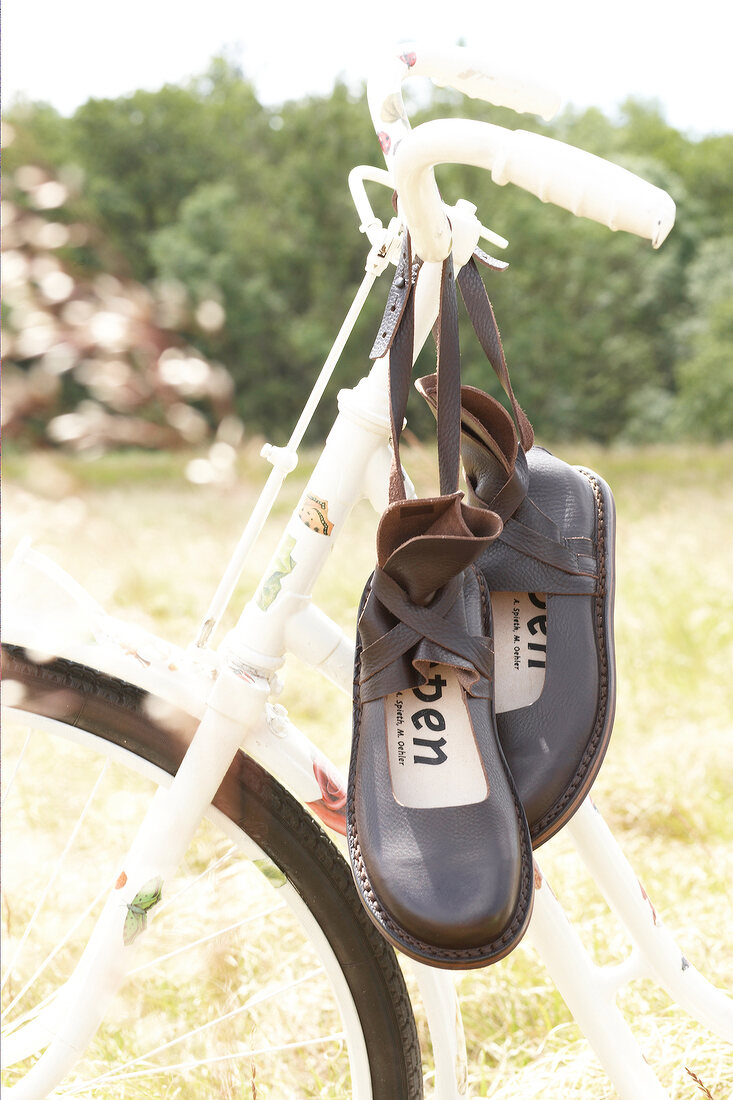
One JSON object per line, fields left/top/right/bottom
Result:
{"left": 491, "top": 592, "right": 547, "bottom": 713}
{"left": 386, "top": 664, "right": 489, "bottom": 809}
{"left": 383, "top": 594, "right": 547, "bottom": 809}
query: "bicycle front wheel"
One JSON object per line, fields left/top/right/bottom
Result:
{"left": 1, "top": 644, "right": 422, "bottom": 1099}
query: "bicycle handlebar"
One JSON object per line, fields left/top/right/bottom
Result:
{"left": 393, "top": 120, "right": 677, "bottom": 260}
{"left": 367, "top": 42, "right": 561, "bottom": 148}
{"left": 367, "top": 43, "right": 676, "bottom": 261}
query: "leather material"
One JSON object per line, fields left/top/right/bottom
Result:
{"left": 432, "top": 259, "right": 463, "bottom": 496}
{"left": 492, "top": 461, "right": 616, "bottom": 845}
{"left": 417, "top": 372, "right": 616, "bottom": 846}
{"left": 457, "top": 258, "right": 534, "bottom": 452}
{"left": 348, "top": 242, "right": 535, "bottom": 966}
{"left": 359, "top": 568, "right": 493, "bottom": 703}
{"left": 481, "top": 446, "right": 600, "bottom": 591}
{"left": 348, "top": 567, "right": 534, "bottom": 967}
{"left": 417, "top": 375, "right": 530, "bottom": 521}
{"left": 473, "top": 244, "right": 509, "bottom": 272}
{"left": 359, "top": 492, "right": 501, "bottom": 704}
{"left": 370, "top": 235, "right": 421, "bottom": 360}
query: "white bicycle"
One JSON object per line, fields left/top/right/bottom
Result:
{"left": 2, "top": 41, "right": 731, "bottom": 1100}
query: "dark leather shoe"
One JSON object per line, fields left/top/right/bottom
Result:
{"left": 417, "top": 375, "right": 616, "bottom": 848}
{"left": 347, "top": 494, "right": 534, "bottom": 968}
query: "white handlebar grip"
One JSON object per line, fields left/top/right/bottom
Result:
{"left": 393, "top": 120, "right": 676, "bottom": 261}
{"left": 493, "top": 129, "right": 676, "bottom": 248}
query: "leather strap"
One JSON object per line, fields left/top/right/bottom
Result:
{"left": 378, "top": 237, "right": 464, "bottom": 505}
{"left": 457, "top": 258, "right": 534, "bottom": 452}
{"left": 359, "top": 569, "right": 492, "bottom": 702}
{"left": 500, "top": 516, "right": 597, "bottom": 577}
{"left": 418, "top": 375, "right": 531, "bottom": 523}
{"left": 434, "top": 256, "right": 461, "bottom": 497}
{"left": 359, "top": 234, "right": 503, "bottom": 705}
{"left": 479, "top": 446, "right": 529, "bottom": 521}
{"left": 473, "top": 244, "right": 509, "bottom": 272}
{"left": 370, "top": 235, "right": 420, "bottom": 360}
{"left": 386, "top": 275, "right": 416, "bottom": 502}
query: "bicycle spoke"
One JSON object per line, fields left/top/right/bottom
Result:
{"left": 63, "top": 966, "right": 326, "bottom": 1094}
{"left": 0, "top": 728, "right": 32, "bottom": 809}
{"left": 2, "top": 881, "right": 111, "bottom": 1023}
{"left": 154, "top": 844, "right": 238, "bottom": 916}
{"left": 1, "top": 761, "right": 109, "bottom": 993}
{"left": 66, "top": 1030, "right": 347, "bottom": 1093}
{"left": 1, "top": 677, "right": 419, "bottom": 1097}
{"left": 1, "top": 986, "right": 58, "bottom": 1040}
{"left": 127, "top": 901, "right": 286, "bottom": 977}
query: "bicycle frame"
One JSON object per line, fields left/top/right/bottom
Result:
{"left": 3, "top": 42, "right": 730, "bottom": 1100}
{"left": 1, "top": 229, "right": 469, "bottom": 1098}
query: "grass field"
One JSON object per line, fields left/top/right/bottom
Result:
{"left": 2, "top": 441, "right": 732, "bottom": 1098}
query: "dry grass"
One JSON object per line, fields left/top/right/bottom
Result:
{"left": 1, "top": 731, "right": 355, "bottom": 1098}
{"left": 2, "top": 441, "right": 732, "bottom": 1098}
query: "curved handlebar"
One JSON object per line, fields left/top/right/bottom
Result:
{"left": 367, "top": 42, "right": 560, "bottom": 163}
{"left": 367, "top": 43, "right": 675, "bottom": 261}
{"left": 393, "top": 120, "right": 676, "bottom": 261}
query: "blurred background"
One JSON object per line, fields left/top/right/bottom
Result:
{"left": 3, "top": 0, "right": 732, "bottom": 462}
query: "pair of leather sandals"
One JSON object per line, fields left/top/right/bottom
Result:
{"left": 346, "top": 238, "right": 616, "bottom": 969}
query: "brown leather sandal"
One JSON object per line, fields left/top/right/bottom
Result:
{"left": 347, "top": 240, "right": 534, "bottom": 969}
{"left": 418, "top": 255, "right": 616, "bottom": 849}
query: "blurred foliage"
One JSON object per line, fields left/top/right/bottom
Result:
{"left": 2, "top": 57, "right": 733, "bottom": 450}
{"left": 1, "top": 150, "right": 240, "bottom": 471}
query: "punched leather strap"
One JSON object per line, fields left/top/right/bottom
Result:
{"left": 379, "top": 241, "right": 464, "bottom": 505}
{"left": 369, "top": 235, "right": 419, "bottom": 361}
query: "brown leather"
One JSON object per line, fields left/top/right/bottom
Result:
{"left": 347, "top": 236, "right": 534, "bottom": 966}
{"left": 417, "top": 255, "right": 617, "bottom": 848}
{"left": 383, "top": 252, "right": 466, "bottom": 504}
{"left": 417, "top": 376, "right": 530, "bottom": 522}
{"left": 369, "top": 235, "right": 421, "bottom": 360}
{"left": 358, "top": 493, "right": 500, "bottom": 704}
{"left": 349, "top": 568, "right": 534, "bottom": 966}
{"left": 473, "top": 244, "right": 509, "bottom": 272}
{"left": 457, "top": 257, "right": 534, "bottom": 452}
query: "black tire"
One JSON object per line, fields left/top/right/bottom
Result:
{"left": 2, "top": 644, "right": 423, "bottom": 1099}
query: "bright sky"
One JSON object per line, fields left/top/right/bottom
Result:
{"left": 3, "top": 0, "right": 733, "bottom": 136}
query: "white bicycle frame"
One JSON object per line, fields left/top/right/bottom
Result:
{"left": 3, "top": 41, "right": 731, "bottom": 1100}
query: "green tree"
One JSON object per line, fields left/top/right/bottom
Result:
{"left": 148, "top": 81, "right": 384, "bottom": 438}
{"left": 65, "top": 59, "right": 268, "bottom": 280}
{"left": 673, "top": 237, "right": 733, "bottom": 440}
{"left": 3, "top": 77, "right": 732, "bottom": 443}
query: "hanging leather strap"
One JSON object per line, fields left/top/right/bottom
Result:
{"left": 457, "top": 257, "right": 534, "bottom": 452}
{"left": 373, "top": 233, "right": 465, "bottom": 505}
{"left": 369, "top": 234, "right": 418, "bottom": 361}
{"left": 434, "top": 255, "right": 462, "bottom": 497}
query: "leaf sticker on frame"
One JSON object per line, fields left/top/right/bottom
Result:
{"left": 257, "top": 534, "right": 297, "bottom": 611}
{"left": 123, "top": 876, "right": 163, "bottom": 946}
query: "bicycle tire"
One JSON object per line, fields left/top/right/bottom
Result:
{"left": 1, "top": 643, "right": 422, "bottom": 1099}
